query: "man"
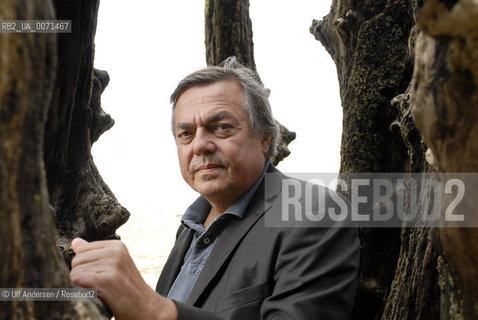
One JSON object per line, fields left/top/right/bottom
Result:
{"left": 70, "top": 57, "right": 359, "bottom": 320}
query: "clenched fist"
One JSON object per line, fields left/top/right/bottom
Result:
{"left": 70, "top": 238, "right": 177, "bottom": 320}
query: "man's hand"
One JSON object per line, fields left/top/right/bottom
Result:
{"left": 70, "top": 238, "right": 177, "bottom": 320}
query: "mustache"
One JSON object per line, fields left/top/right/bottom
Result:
{"left": 190, "top": 156, "right": 228, "bottom": 172}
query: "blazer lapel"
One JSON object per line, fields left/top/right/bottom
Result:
{"left": 155, "top": 226, "right": 194, "bottom": 295}
{"left": 186, "top": 166, "right": 284, "bottom": 306}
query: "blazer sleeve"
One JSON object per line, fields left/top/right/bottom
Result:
{"left": 172, "top": 224, "right": 358, "bottom": 320}
{"left": 261, "top": 223, "right": 359, "bottom": 320}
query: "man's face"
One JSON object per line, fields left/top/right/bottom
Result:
{"left": 174, "top": 80, "right": 270, "bottom": 208}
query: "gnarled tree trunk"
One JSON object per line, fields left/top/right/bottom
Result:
{"left": 46, "top": 0, "right": 129, "bottom": 266}
{"left": 410, "top": 0, "right": 478, "bottom": 318}
{"left": 1, "top": 0, "right": 128, "bottom": 318}
{"left": 311, "top": 1, "right": 414, "bottom": 318}
{"left": 311, "top": 0, "right": 478, "bottom": 319}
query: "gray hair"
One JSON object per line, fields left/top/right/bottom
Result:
{"left": 170, "top": 57, "right": 280, "bottom": 160}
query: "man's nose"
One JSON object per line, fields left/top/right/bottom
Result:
{"left": 192, "top": 128, "right": 216, "bottom": 155}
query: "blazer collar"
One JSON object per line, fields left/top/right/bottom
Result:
{"left": 186, "top": 165, "right": 283, "bottom": 306}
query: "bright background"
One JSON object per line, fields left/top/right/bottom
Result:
{"left": 93, "top": 1, "right": 341, "bottom": 288}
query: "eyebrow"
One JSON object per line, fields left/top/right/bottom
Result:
{"left": 175, "top": 110, "right": 238, "bottom": 132}
{"left": 205, "top": 110, "right": 236, "bottom": 124}
{"left": 175, "top": 122, "right": 194, "bottom": 132}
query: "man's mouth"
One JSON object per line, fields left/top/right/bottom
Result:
{"left": 195, "top": 163, "right": 224, "bottom": 174}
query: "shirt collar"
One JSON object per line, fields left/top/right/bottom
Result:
{"left": 181, "top": 160, "right": 270, "bottom": 227}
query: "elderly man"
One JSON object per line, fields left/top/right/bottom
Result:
{"left": 70, "top": 57, "right": 359, "bottom": 320}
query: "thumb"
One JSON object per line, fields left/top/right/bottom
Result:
{"left": 71, "top": 238, "right": 89, "bottom": 253}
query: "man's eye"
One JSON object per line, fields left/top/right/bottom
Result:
{"left": 215, "top": 123, "right": 232, "bottom": 131}
{"left": 178, "top": 131, "right": 192, "bottom": 139}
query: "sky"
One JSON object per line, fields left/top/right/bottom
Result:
{"left": 92, "top": 1, "right": 341, "bottom": 223}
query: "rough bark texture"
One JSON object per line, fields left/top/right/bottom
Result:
{"left": 1, "top": 0, "right": 127, "bottom": 318}
{"left": 46, "top": 0, "right": 129, "bottom": 266}
{"left": 312, "top": 1, "right": 413, "bottom": 318}
{"left": 204, "top": 0, "right": 296, "bottom": 165}
{"left": 312, "top": 0, "right": 478, "bottom": 319}
{"left": 205, "top": 0, "right": 256, "bottom": 71}
{"left": 0, "top": 2, "right": 72, "bottom": 318}
{"left": 410, "top": 0, "right": 478, "bottom": 318}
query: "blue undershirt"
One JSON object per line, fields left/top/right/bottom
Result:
{"left": 166, "top": 161, "right": 270, "bottom": 303}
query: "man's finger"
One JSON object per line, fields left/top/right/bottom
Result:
{"left": 71, "top": 238, "right": 89, "bottom": 253}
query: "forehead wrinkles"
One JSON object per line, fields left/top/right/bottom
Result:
{"left": 178, "top": 89, "right": 243, "bottom": 108}
{"left": 178, "top": 80, "right": 243, "bottom": 106}
{"left": 176, "top": 88, "right": 246, "bottom": 122}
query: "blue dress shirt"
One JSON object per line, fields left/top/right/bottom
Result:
{"left": 166, "top": 161, "right": 270, "bottom": 303}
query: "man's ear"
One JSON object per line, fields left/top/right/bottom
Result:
{"left": 261, "top": 134, "right": 271, "bottom": 156}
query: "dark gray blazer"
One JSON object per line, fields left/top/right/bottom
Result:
{"left": 156, "top": 166, "right": 359, "bottom": 319}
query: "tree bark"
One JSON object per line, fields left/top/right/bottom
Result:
{"left": 46, "top": 0, "right": 130, "bottom": 266}
{"left": 311, "top": 1, "right": 414, "bottom": 318}
{"left": 204, "top": 0, "right": 296, "bottom": 165}
{"left": 410, "top": 0, "right": 478, "bottom": 318}
{"left": 1, "top": 0, "right": 127, "bottom": 318}
{"left": 0, "top": 1, "right": 108, "bottom": 319}
{"left": 312, "top": 0, "right": 478, "bottom": 319}
{"left": 205, "top": 0, "right": 256, "bottom": 71}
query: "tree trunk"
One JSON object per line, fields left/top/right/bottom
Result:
{"left": 311, "top": 1, "right": 414, "bottom": 318}
{"left": 410, "top": 0, "right": 478, "bottom": 318}
{"left": 204, "top": 0, "right": 296, "bottom": 165}
{"left": 311, "top": 0, "right": 478, "bottom": 319}
{"left": 205, "top": 0, "right": 256, "bottom": 71}
{"left": 46, "top": 0, "right": 130, "bottom": 266}
{"left": 1, "top": 0, "right": 127, "bottom": 318}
